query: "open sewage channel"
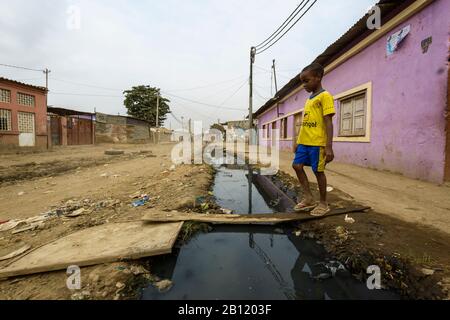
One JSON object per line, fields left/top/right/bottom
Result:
{"left": 141, "top": 165, "right": 400, "bottom": 300}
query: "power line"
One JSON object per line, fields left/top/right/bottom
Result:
{"left": 255, "top": 0, "right": 308, "bottom": 50}
{"left": 50, "top": 77, "right": 121, "bottom": 92}
{"left": 0, "top": 63, "right": 44, "bottom": 72}
{"left": 161, "top": 91, "right": 246, "bottom": 111}
{"left": 49, "top": 92, "right": 123, "bottom": 98}
{"left": 256, "top": 0, "right": 318, "bottom": 55}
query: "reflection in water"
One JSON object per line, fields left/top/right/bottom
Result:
{"left": 140, "top": 167, "right": 399, "bottom": 300}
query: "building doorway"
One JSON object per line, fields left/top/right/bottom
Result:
{"left": 18, "top": 112, "right": 35, "bottom": 147}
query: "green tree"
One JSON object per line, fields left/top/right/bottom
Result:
{"left": 123, "top": 85, "right": 170, "bottom": 126}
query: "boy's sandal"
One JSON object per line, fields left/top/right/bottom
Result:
{"left": 294, "top": 201, "right": 317, "bottom": 212}
{"left": 310, "top": 205, "right": 331, "bottom": 217}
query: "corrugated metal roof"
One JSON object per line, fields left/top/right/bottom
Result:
{"left": 0, "top": 77, "right": 47, "bottom": 92}
{"left": 48, "top": 106, "right": 94, "bottom": 117}
{"left": 253, "top": 0, "right": 414, "bottom": 118}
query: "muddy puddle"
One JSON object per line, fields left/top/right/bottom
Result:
{"left": 141, "top": 166, "right": 399, "bottom": 300}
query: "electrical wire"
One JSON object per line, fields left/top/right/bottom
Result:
{"left": 255, "top": 0, "right": 308, "bottom": 50}
{"left": 256, "top": 0, "right": 318, "bottom": 55}
{"left": 0, "top": 63, "right": 44, "bottom": 72}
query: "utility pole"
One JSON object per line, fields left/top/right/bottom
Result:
{"left": 155, "top": 91, "right": 160, "bottom": 144}
{"left": 188, "top": 118, "right": 192, "bottom": 142}
{"left": 156, "top": 93, "right": 160, "bottom": 128}
{"left": 272, "top": 60, "right": 278, "bottom": 93}
{"left": 44, "top": 68, "right": 51, "bottom": 91}
{"left": 249, "top": 47, "right": 256, "bottom": 145}
{"left": 272, "top": 59, "right": 280, "bottom": 117}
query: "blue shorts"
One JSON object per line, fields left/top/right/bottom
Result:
{"left": 293, "top": 144, "right": 326, "bottom": 173}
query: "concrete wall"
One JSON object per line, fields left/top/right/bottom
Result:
{"left": 95, "top": 113, "right": 151, "bottom": 144}
{"left": 0, "top": 80, "right": 47, "bottom": 151}
{"left": 257, "top": 0, "right": 449, "bottom": 183}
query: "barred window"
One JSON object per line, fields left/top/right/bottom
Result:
{"left": 0, "top": 109, "right": 12, "bottom": 131}
{"left": 0, "top": 88, "right": 11, "bottom": 103}
{"left": 18, "top": 112, "right": 34, "bottom": 133}
{"left": 17, "top": 92, "right": 35, "bottom": 107}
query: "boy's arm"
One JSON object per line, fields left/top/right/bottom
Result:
{"left": 324, "top": 115, "right": 334, "bottom": 163}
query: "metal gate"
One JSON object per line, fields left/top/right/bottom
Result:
{"left": 50, "top": 116, "right": 61, "bottom": 146}
{"left": 67, "top": 116, "right": 93, "bottom": 145}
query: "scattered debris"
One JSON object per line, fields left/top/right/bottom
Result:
{"left": 344, "top": 214, "right": 355, "bottom": 224}
{"left": 100, "top": 173, "right": 108, "bottom": 177}
{"left": 66, "top": 208, "right": 87, "bottom": 218}
{"left": 17, "top": 191, "right": 25, "bottom": 196}
{"left": 132, "top": 195, "right": 150, "bottom": 207}
{"left": 335, "top": 226, "right": 349, "bottom": 240}
{"left": 274, "top": 228, "right": 284, "bottom": 234}
{"left": 0, "top": 245, "right": 31, "bottom": 261}
{"left": 220, "top": 208, "right": 233, "bottom": 214}
{"left": 326, "top": 186, "right": 334, "bottom": 192}
{"left": 105, "top": 150, "right": 125, "bottom": 156}
{"left": 12, "top": 222, "right": 43, "bottom": 235}
{"left": 294, "top": 230, "right": 302, "bottom": 237}
{"left": 169, "top": 165, "right": 176, "bottom": 171}
{"left": 421, "top": 268, "right": 435, "bottom": 276}
{"left": 154, "top": 279, "right": 173, "bottom": 292}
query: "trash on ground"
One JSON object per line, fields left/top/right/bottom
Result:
{"left": 326, "top": 186, "right": 334, "bottom": 192}
{"left": 220, "top": 208, "right": 233, "bottom": 214}
{"left": 12, "top": 222, "right": 44, "bottom": 235}
{"left": 154, "top": 279, "right": 173, "bottom": 292}
{"left": 132, "top": 194, "right": 150, "bottom": 207}
{"left": 421, "top": 268, "right": 435, "bottom": 276}
{"left": 0, "top": 245, "right": 32, "bottom": 261}
{"left": 344, "top": 214, "right": 355, "bottom": 224}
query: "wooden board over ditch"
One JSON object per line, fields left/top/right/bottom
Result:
{"left": 142, "top": 207, "right": 370, "bottom": 225}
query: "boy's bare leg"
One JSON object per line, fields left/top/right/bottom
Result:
{"left": 314, "top": 171, "right": 328, "bottom": 208}
{"left": 292, "top": 164, "right": 314, "bottom": 204}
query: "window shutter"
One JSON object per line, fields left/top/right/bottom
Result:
{"left": 340, "top": 99, "right": 353, "bottom": 136}
{"left": 352, "top": 94, "right": 366, "bottom": 136}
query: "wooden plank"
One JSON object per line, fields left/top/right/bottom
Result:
{"left": 142, "top": 207, "right": 370, "bottom": 225}
{"left": 0, "top": 221, "right": 183, "bottom": 280}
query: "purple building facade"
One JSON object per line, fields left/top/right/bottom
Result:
{"left": 255, "top": 0, "right": 450, "bottom": 183}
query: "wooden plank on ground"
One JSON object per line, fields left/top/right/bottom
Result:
{"left": 0, "top": 221, "right": 183, "bottom": 279}
{"left": 142, "top": 207, "right": 370, "bottom": 225}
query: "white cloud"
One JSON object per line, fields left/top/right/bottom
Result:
{"left": 0, "top": 0, "right": 377, "bottom": 128}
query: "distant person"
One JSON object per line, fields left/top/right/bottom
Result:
{"left": 292, "top": 63, "right": 335, "bottom": 216}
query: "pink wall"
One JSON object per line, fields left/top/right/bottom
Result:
{"left": 257, "top": 0, "right": 449, "bottom": 183}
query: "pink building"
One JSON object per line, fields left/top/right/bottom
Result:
{"left": 0, "top": 77, "right": 48, "bottom": 150}
{"left": 254, "top": 0, "right": 450, "bottom": 183}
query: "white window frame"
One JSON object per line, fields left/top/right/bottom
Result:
{"left": 334, "top": 82, "right": 372, "bottom": 143}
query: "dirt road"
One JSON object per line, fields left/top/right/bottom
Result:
{"left": 0, "top": 143, "right": 213, "bottom": 300}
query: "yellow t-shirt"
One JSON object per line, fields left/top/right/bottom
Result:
{"left": 297, "top": 90, "right": 336, "bottom": 147}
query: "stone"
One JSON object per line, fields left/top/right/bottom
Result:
{"left": 154, "top": 279, "right": 173, "bottom": 292}
{"left": 421, "top": 268, "right": 435, "bottom": 276}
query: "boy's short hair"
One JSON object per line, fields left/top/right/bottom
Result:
{"left": 301, "top": 63, "right": 324, "bottom": 78}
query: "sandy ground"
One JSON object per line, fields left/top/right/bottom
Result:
{"left": 278, "top": 150, "right": 450, "bottom": 235}
{"left": 0, "top": 143, "right": 449, "bottom": 299}
{"left": 0, "top": 143, "right": 213, "bottom": 300}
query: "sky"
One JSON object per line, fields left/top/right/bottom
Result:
{"left": 0, "top": 0, "right": 377, "bottom": 130}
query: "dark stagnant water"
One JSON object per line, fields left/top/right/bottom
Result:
{"left": 141, "top": 166, "right": 399, "bottom": 300}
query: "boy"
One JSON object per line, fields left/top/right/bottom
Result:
{"left": 292, "top": 63, "right": 335, "bottom": 216}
